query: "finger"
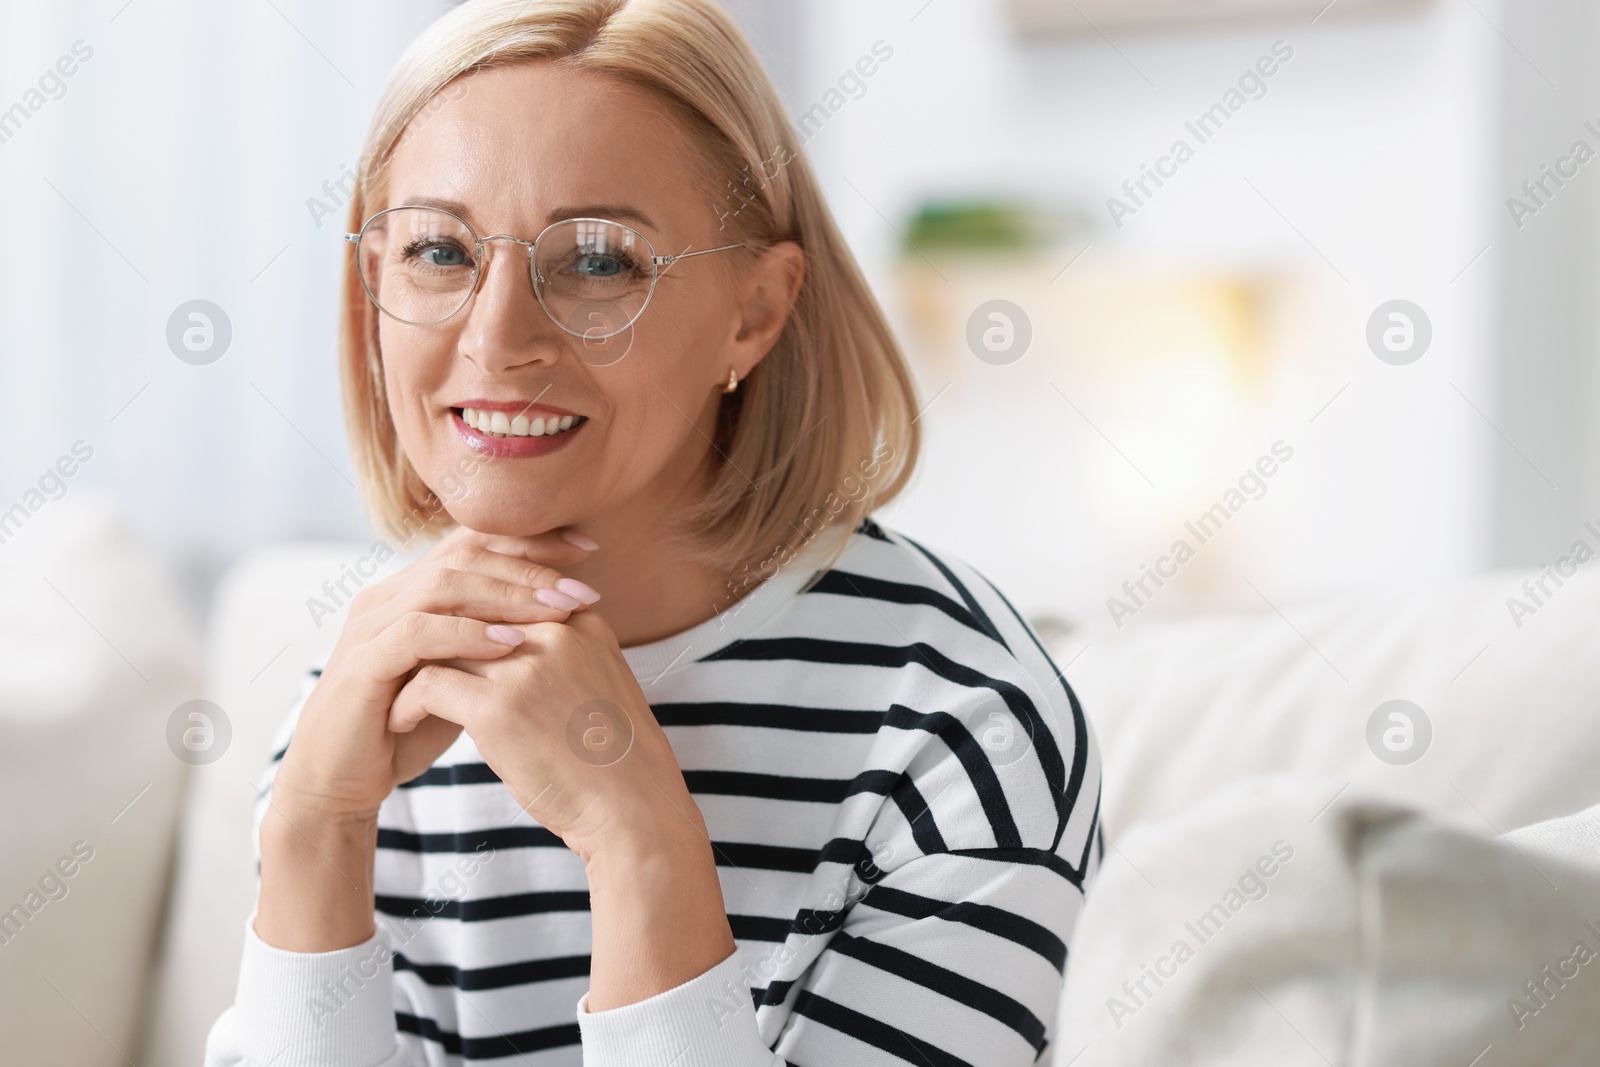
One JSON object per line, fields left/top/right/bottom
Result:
{"left": 392, "top": 714, "right": 465, "bottom": 782}
{"left": 398, "top": 526, "right": 588, "bottom": 600}
{"left": 390, "top": 663, "right": 495, "bottom": 734}
{"left": 410, "top": 566, "right": 592, "bottom": 624}
{"left": 360, "top": 611, "right": 528, "bottom": 686}
{"left": 441, "top": 544, "right": 602, "bottom": 610}
{"left": 454, "top": 525, "right": 600, "bottom": 565}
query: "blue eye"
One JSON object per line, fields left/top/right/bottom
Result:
{"left": 399, "top": 238, "right": 470, "bottom": 268}
{"left": 574, "top": 254, "right": 624, "bottom": 277}
{"left": 418, "top": 243, "right": 468, "bottom": 267}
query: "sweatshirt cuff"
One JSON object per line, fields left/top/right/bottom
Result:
{"left": 576, "top": 947, "right": 778, "bottom": 1067}
{"left": 229, "top": 912, "right": 401, "bottom": 1067}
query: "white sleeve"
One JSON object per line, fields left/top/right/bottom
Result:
{"left": 202, "top": 913, "right": 407, "bottom": 1067}
{"left": 576, "top": 947, "right": 784, "bottom": 1067}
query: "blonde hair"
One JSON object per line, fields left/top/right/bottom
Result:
{"left": 338, "top": 0, "right": 920, "bottom": 583}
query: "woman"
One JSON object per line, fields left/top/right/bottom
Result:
{"left": 205, "top": 1, "right": 1101, "bottom": 1063}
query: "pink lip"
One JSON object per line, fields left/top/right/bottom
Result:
{"left": 451, "top": 409, "right": 586, "bottom": 458}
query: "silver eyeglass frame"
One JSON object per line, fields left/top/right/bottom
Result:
{"left": 344, "top": 205, "right": 746, "bottom": 338}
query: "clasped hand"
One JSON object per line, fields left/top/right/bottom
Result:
{"left": 273, "top": 523, "right": 704, "bottom": 864}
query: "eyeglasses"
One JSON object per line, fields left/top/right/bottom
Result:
{"left": 345, "top": 206, "right": 746, "bottom": 338}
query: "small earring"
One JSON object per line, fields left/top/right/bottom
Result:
{"left": 722, "top": 366, "right": 739, "bottom": 394}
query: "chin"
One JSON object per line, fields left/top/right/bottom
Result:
{"left": 442, "top": 505, "right": 560, "bottom": 538}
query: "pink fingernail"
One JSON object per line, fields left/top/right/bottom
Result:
{"left": 536, "top": 587, "right": 583, "bottom": 611}
{"left": 486, "top": 624, "right": 525, "bottom": 645}
{"left": 556, "top": 577, "right": 601, "bottom": 605}
{"left": 560, "top": 530, "right": 600, "bottom": 550}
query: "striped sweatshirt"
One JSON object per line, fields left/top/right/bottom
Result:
{"left": 205, "top": 517, "right": 1103, "bottom": 1067}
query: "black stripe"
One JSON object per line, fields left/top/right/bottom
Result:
{"left": 1076, "top": 786, "right": 1102, "bottom": 879}
{"left": 376, "top": 826, "right": 852, "bottom": 877}
{"left": 377, "top": 826, "right": 560, "bottom": 852}
{"left": 1057, "top": 682, "right": 1091, "bottom": 858}
{"left": 759, "top": 977, "right": 797, "bottom": 1007}
{"left": 377, "top": 890, "right": 589, "bottom": 922}
{"left": 890, "top": 774, "right": 947, "bottom": 854}
{"left": 810, "top": 570, "right": 997, "bottom": 643}
{"left": 654, "top": 700, "right": 883, "bottom": 733}
{"left": 400, "top": 762, "right": 502, "bottom": 788}
{"left": 861, "top": 885, "right": 1067, "bottom": 972}
{"left": 400, "top": 763, "right": 902, "bottom": 804}
{"left": 726, "top": 905, "right": 848, "bottom": 943}
{"left": 715, "top": 835, "right": 878, "bottom": 876}
{"left": 820, "top": 835, "right": 880, "bottom": 870}
{"left": 791, "top": 906, "right": 848, "bottom": 938}
{"left": 976, "top": 572, "right": 1095, "bottom": 853}
{"left": 855, "top": 517, "right": 892, "bottom": 542}
{"left": 729, "top": 913, "right": 796, "bottom": 942}
{"left": 946, "top": 847, "right": 1083, "bottom": 888}
{"left": 393, "top": 950, "right": 589, "bottom": 991}
{"left": 395, "top": 1011, "right": 579, "bottom": 1058}
{"left": 883, "top": 704, "right": 1021, "bottom": 849}
{"left": 712, "top": 840, "right": 821, "bottom": 873}
{"left": 792, "top": 990, "right": 975, "bottom": 1067}
{"left": 683, "top": 768, "right": 900, "bottom": 804}
{"left": 897, "top": 533, "right": 1009, "bottom": 654}
{"left": 828, "top": 931, "right": 1047, "bottom": 1052}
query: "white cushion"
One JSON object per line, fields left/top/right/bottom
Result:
{"left": 1057, "top": 569, "right": 1600, "bottom": 839}
{"left": 139, "top": 540, "right": 390, "bottom": 1066}
{"left": 1055, "top": 775, "right": 1600, "bottom": 1065}
{"left": 0, "top": 490, "right": 200, "bottom": 1067}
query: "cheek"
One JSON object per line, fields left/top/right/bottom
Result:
{"left": 633, "top": 288, "right": 725, "bottom": 382}
{"left": 377, "top": 331, "right": 451, "bottom": 457}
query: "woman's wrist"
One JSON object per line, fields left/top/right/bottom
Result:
{"left": 582, "top": 809, "right": 736, "bottom": 1012}
{"left": 255, "top": 796, "right": 380, "bottom": 953}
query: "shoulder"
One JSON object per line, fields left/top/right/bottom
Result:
{"left": 793, "top": 517, "right": 1103, "bottom": 883}
{"left": 812, "top": 517, "right": 1046, "bottom": 652}
{"left": 800, "top": 517, "right": 1084, "bottom": 715}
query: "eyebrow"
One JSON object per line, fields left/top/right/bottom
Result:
{"left": 401, "top": 195, "right": 659, "bottom": 233}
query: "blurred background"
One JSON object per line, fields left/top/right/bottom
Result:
{"left": 4, "top": 0, "right": 1597, "bottom": 631}
{"left": 4, "top": 0, "right": 1600, "bottom": 1064}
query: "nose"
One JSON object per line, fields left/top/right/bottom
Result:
{"left": 457, "top": 237, "right": 566, "bottom": 374}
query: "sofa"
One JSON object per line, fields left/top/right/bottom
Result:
{"left": 4, "top": 491, "right": 1599, "bottom": 1064}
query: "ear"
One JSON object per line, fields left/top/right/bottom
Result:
{"left": 723, "top": 240, "right": 805, "bottom": 382}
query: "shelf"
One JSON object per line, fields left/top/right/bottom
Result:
{"left": 1004, "top": 0, "right": 1428, "bottom": 34}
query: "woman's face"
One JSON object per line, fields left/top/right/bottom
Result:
{"left": 373, "top": 61, "right": 794, "bottom": 539}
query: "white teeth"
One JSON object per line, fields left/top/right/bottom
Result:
{"left": 461, "top": 407, "right": 583, "bottom": 438}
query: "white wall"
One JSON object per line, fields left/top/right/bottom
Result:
{"left": 778, "top": 0, "right": 1520, "bottom": 625}
{"left": 0, "top": 0, "right": 448, "bottom": 626}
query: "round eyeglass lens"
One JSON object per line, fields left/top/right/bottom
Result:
{"left": 356, "top": 206, "right": 479, "bottom": 326}
{"left": 533, "top": 219, "right": 656, "bottom": 339}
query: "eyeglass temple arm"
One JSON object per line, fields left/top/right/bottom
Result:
{"left": 652, "top": 241, "right": 746, "bottom": 266}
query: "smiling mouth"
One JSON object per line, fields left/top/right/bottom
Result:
{"left": 452, "top": 406, "right": 588, "bottom": 439}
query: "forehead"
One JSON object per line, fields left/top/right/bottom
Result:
{"left": 382, "top": 60, "right": 712, "bottom": 236}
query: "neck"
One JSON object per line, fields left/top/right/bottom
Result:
{"left": 562, "top": 519, "right": 739, "bottom": 649}
{"left": 551, "top": 442, "right": 751, "bottom": 650}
